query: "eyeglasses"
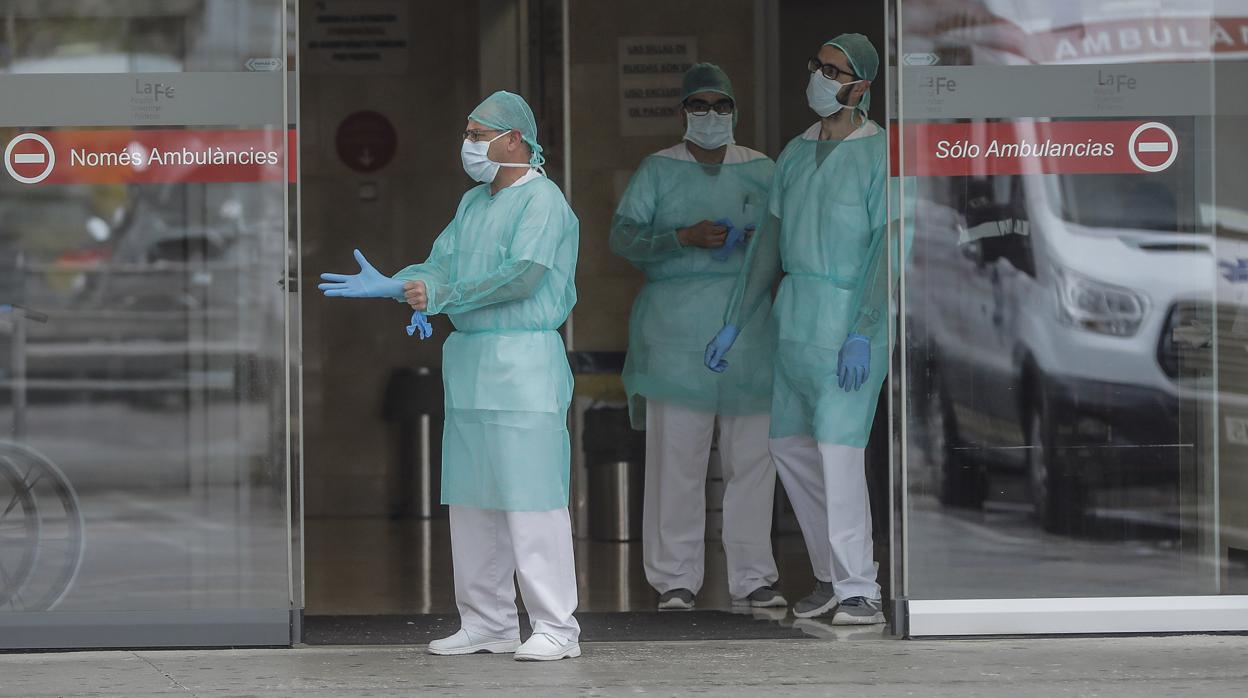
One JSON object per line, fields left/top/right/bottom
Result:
{"left": 463, "top": 128, "right": 505, "bottom": 143}
{"left": 807, "top": 57, "right": 857, "bottom": 82}
{"left": 684, "top": 99, "right": 735, "bottom": 116}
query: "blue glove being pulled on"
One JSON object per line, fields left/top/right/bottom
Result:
{"left": 406, "top": 310, "right": 433, "bottom": 340}
{"left": 710, "top": 218, "right": 745, "bottom": 262}
{"left": 704, "top": 324, "right": 741, "bottom": 373}
{"left": 318, "top": 249, "right": 406, "bottom": 301}
{"left": 837, "top": 333, "right": 871, "bottom": 392}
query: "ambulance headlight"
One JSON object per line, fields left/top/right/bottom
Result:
{"left": 1055, "top": 268, "right": 1148, "bottom": 337}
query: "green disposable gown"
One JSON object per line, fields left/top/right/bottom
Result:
{"left": 725, "top": 122, "right": 909, "bottom": 447}
{"left": 611, "top": 145, "right": 776, "bottom": 428}
{"left": 395, "top": 173, "right": 579, "bottom": 511}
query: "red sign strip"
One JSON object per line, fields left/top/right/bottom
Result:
{"left": 5, "top": 128, "right": 295, "bottom": 184}
{"left": 890, "top": 120, "right": 1174, "bottom": 177}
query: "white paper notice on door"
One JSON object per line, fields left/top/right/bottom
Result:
{"left": 305, "top": 0, "right": 410, "bottom": 75}
{"left": 618, "top": 36, "right": 698, "bottom": 138}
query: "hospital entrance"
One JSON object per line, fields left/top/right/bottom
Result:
{"left": 297, "top": 0, "right": 1248, "bottom": 641}
{"left": 3, "top": 0, "right": 1245, "bottom": 650}
{"left": 298, "top": 0, "right": 893, "bottom": 642}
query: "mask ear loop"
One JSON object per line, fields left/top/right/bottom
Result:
{"left": 503, "top": 130, "right": 546, "bottom": 175}
{"left": 480, "top": 125, "right": 547, "bottom": 175}
{"left": 841, "top": 80, "right": 868, "bottom": 128}
{"left": 484, "top": 129, "right": 534, "bottom": 170}
{"left": 849, "top": 104, "right": 868, "bottom": 128}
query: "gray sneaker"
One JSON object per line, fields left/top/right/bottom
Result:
{"left": 832, "top": 596, "right": 885, "bottom": 625}
{"left": 734, "top": 585, "right": 788, "bottom": 608}
{"left": 792, "top": 580, "right": 837, "bottom": 618}
{"left": 657, "top": 588, "right": 695, "bottom": 610}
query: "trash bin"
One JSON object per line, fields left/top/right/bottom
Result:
{"left": 382, "top": 366, "right": 445, "bottom": 519}
{"left": 583, "top": 405, "right": 646, "bottom": 541}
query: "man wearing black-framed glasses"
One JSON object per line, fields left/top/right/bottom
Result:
{"left": 706, "top": 33, "right": 892, "bottom": 626}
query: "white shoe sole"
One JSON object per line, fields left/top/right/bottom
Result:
{"left": 832, "top": 611, "right": 886, "bottom": 626}
{"left": 732, "top": 596, "right": 789, "bottom": 609}
{"left": 750, "top": 607, "right": 791, "bottom": 623}
{"left": 427, "top": 638, "right": 521, "bottom": 656}
{"left": 515, "top": 644, "right": 582, "bottom": 661}
{"left": 792, "top": 597, "right": 838, "bottom": 619}
{"left": 658, "top": 599, "right": 695, "bottom": 610}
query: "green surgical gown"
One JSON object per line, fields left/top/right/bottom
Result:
{"left": 725, "top": 122, "right": 907, "bottom": 448}
{"left": 611, "top": 146, "right": 776, "bottom": 428}
{"left": 394, "top": 174, "right": 579, "bottom": 511}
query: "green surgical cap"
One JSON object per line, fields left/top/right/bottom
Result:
{"left": 681, "top": 62, "right": 738, "bottom": 126}
{"left": 681, "top": 62, "right": 735, "bottom": 102}
{"left": 825, "top": 33, "right": 879, "bottom": 113}
{"left": 469, "top": 90, "right": 545, "bottom": 168}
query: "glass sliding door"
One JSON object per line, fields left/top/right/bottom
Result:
{"left": 0, "top": 0, "right": 297, "bottom": 648}
{"left": 892, "top": 0, "right": 1248, "bottom": 635}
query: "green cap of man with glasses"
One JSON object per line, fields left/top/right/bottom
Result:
{"left": 610, "top": 62, "right": 785, "bottom": 613}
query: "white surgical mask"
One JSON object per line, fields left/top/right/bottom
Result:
{"left": 806, "top": 72, "right": 861, "bottom": 118}
{"left": 460, "top": 131, "right": 529, "bottom": 183}
{"left": 684, "top": 111, "right": 735, "bottom": 150}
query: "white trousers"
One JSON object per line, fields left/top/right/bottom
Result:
{"left": 643, "top": 401, "right": 780, "bottom": 599}
{"left": 770, "top": 435, "right": 880, "bottom": 601}
{"left": 449, "top": 505, "right": 580, "bottom": 643}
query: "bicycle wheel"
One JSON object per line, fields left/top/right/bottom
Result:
{"left": 0, "top": 450, "right": 40, "bottom": 608}
{"left": 0, "top": 442, "right": 85, "bottom": 611}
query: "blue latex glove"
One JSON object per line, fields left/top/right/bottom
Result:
{"left": 704, "top": 324, "right": 740, "bottom": 373}
{"left": 406, "top": 310, "right": 433, "bottom": 340}
{"left": 318, "top": 249, "right": 405, "bottom": 300}
{"left": 837, "top": 333, "right": 870, "bottom": 392}
{"left": 710, "top": 218, "right": 743, "bottom": 262}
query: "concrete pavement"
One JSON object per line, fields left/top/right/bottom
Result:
{"left": 2, "top": 635, "right": 1247, "bottom": 696}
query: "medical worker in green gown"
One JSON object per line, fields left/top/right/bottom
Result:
{"left": 611, "top": 64, "right": 785, "bottom": 612}
{"left": 319, "top": 92, "right": 582, "bottom": 661}
{"left": 705, "top": 34, "right": 900, "bottom": 625}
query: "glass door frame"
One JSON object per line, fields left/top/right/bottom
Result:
{"left": 885, "top": 0, "right": 1248, "bottom": 638}
{"left": 0, "top": 0, "right": 300, "bottom": 649}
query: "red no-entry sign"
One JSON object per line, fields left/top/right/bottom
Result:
{"left": 5, "top": 133, "right": 56, "bottom": 184}
{"left": 892, "top": 120, "right": 1182, "bottom": 177}
{"left": 1128, "top": 122, "right": 1178, "bottom": 173}
{"left": 3, "top": 129, "right": 294, "bottom": 185}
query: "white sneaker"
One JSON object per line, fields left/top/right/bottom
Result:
{"left": 514, "top": 632, "right": 581, "bottom": 661}
{"left": 427, "top": 629, "right": 520, "bottom": 656}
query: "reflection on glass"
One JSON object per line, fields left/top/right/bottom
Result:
{"left": 0, "top": 0, "right": 289, "bottom": 618}
{"left": 899, "top": 0, "right": 1246, "bottom": 600}
{"left": 0, "top": 0, "right": 283, "bottom": 74}
{"left": 0, "top": 179, "right": 290, "bottom": 612}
